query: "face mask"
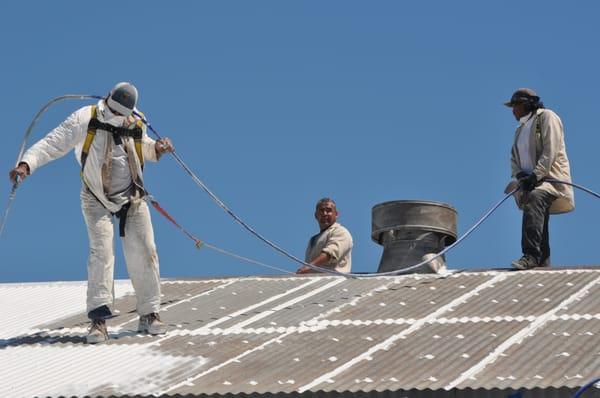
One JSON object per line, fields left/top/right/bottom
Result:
{"left": 101, "top": 101, "right": 126, "bottom": 126}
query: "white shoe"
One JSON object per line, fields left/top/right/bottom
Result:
{"left": 86, "top": 319, "right": 108, "bottom": 344}
{"left": 138, "top": 313, "right": 167, "bottom": 335}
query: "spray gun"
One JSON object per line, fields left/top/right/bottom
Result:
{"left": 0, "top": 173, "right": 21, "bottom": 237}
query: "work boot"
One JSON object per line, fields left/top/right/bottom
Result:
{"left": 86, "top": 319, "right": 108, "bottom": 344}
{"left": 511, "top": 255, "right": 539, "bottom": 270}
{"left": 138, "top": 312, "right": 167, "bottom": 335}
{"left": 540, "top": 257, "right": 551, "bottom": 268}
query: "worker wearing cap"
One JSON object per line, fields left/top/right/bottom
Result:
{"left": 503, "top": 88, "right": 574, "bottom": 270}
{"left": 8, "top": 82, "right": 174, "bottom": 343}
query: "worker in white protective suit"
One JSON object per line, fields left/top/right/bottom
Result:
{"left": 9, "top": 82, "right": 175, "bottom": 344}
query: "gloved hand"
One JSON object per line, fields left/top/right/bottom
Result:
{"left": 518, "top": 173, "right": 538, "bottom": 192}
{"left": 516, "top": 171, "right": 528, "bottom": 180}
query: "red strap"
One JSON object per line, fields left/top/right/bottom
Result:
{"left": 149, "top": 199, "right": 203, "bottom": 248}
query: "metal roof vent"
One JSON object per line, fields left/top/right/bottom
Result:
{"left": 372, "top": 200, "right": 458, "bottom": 274}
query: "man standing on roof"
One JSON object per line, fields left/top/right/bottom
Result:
{"left": 297, "top": 198, "right": 353, "bottom": 274}
{"left": 8, "top": 82, "right": 174, "bottom": 343}
{"left": 504, "top": 88, "right": 574, "bottom": 270}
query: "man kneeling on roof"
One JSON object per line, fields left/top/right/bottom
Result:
{"left": 9, "top": 82, "right": 174, "bottom": 344}
{"left": 297, "top": 198, "right": 353, "bottom": 274}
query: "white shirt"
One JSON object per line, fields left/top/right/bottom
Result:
{"left": 516, "top": 112, "right": 535, "bottom": 173}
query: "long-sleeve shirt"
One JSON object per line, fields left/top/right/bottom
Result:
{"left": 509, "top": 108, "right": 574, "bottom": 214}
{"left": 305, "top": 222, "right": 353, "bottom": 273}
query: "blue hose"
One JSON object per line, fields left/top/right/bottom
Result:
{"left": 5, "top": 93, "right": 599, "bottom": 279}
{"left": 136, "top": 107, "right": 519, "bottom": 278}
{"left": 572, "top": 376, "right": 600, "bottom": 398}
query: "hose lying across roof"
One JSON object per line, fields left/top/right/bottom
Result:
{"left": 3, "top": 94, "right": 598, "bottom": 278}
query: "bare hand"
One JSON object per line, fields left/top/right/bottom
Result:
{"left": 9, "top": 163, "right": 29, "bottom": 184}
{"left": 155, "top": 138, "right": 175, "bottom": 157}
{"left": 296, "top": 266, "right": 313, "bottom": 274}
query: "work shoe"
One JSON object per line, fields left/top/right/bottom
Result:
{"left": 511, "top": 255, "right": 539, "bottom": 270}
{"left": 540, "top": 257, "right": 551, "bottom": 268}
{"left": 138, "top": 313, "right": 167, "bottom": 335}
{"left": 86, "top": 319, "right": 108, "bottom": 344}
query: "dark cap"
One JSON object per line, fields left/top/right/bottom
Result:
{"left": 107, "top": 82, "right": 138, "bottom": 116}
{"left": 504, "top": 88, "right": 540, "bottom": 107}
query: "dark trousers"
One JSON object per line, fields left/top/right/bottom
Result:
{"left": 521, "top": 189, "right": 557, "bottom": 265}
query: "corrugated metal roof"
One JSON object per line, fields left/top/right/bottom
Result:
{"left": 1, "top": 269, "right": 600, "bottom": 397}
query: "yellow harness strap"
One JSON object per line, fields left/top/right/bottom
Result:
{"left": 80, "top": 105, "right": 98, "bottom": 176}
{"left": 134, "top": 118, "right": 144, "bottom": 169}
{"left": 80, "top": 105, "right": 146, "bottom": 176}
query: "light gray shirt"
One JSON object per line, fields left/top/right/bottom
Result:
{"left": 106, "top": 143, "right": 134, "bottom": 207}
{"left": 305, "top": 222, "right": 353, "bottom": 273}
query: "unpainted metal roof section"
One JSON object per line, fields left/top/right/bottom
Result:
{"left": 1, "top": 269, "right": 600, "bottom": 397}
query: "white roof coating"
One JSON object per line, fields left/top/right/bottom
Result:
{"left": 2, "top": 270, "right": 600, "bottom": 397}
{"left": 0, "top": 280, "right": 134, "bottom": 340}
{"left": 3, "top": 344, "right": 207, "bottom": 397}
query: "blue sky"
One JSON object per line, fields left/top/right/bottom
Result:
{"left": 1, "top": 1, "right": 599, "bottom": 282}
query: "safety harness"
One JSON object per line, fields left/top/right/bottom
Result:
{"left": 80, "top": 104, "right": 146, "bottom": 237}
{"left": 81, "top": 105, "right": 145, "bottom": 173}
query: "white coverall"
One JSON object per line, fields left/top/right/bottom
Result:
{"left": 21, "top": 100, "right": 162, "bottom": 316}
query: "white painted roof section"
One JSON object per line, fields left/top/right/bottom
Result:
{"left": 4, "top": 344, "right": 207, "bottom": 397}
{"left": 0, "top": 280, "right": 133, "bottom": 339}
{"left": 2, "top": 270, "right": 600, "bottom": 397}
